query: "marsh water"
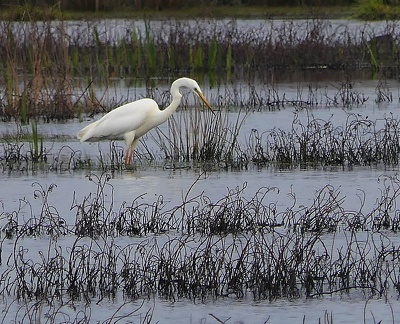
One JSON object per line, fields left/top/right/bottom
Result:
{"left": 2, "top": 17, "right": 400, "bottom": 323}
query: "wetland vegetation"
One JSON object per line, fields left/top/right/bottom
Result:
{"left": 1, "top": 170, "right": 400, "bottom": 322}
{"left": 0, "top": 12, "right": 399, "bottom": 122}
{"left": 0, "top": 2, "right": 400, "bottom": 323}
{"left": 0, "top": 14, "right": 399, "bottom": 173}
{"left": 2, "top": 0, "right": 400, "bottom": 20}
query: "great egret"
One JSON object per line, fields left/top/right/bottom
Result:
{"left": 77, "top": 77, "right": 213, "bottom": 165}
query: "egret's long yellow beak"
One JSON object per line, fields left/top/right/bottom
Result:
{"left": 195, "top": 89, "right": 214, "bottom": 114}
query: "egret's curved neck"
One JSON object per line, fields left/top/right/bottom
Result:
{"left": 159, "top": 78, "right": 186, "bottom": 121}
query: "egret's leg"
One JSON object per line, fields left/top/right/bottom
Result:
{"left": 126, "top": 147, "right": 134, "bottom": 165}
{"left": 124, "top": 132, "right": 137, "bottom": 165}
{"left": 125, "top": 140, "right": 138, "bottom": 165}
{"left": 125, "top": 147, "right": 131, "bottom": 165}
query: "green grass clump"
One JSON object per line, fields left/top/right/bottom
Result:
{"left": 355, "top": 0, "right": 400, "bottom": 20}
{"left": 30, "top": 119, "right": 44, "bottom": 162}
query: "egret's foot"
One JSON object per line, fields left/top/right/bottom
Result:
{"left": 124, "top": 163, "right": 136, "bottom": 171}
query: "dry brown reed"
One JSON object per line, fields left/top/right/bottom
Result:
{"left": 0, "top": 20, "right": 75, "bottom": 121}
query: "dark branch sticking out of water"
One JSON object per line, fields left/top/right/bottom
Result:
{"left": 0, "top": 171, "right": 399, "bottom": 322}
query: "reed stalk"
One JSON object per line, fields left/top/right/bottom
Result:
{"left": 30, "top": 119, "right": 43, "bottom": 162}
{"left": 145, "top": 20, "right": 156, "bottom": 73}
{"left": 20, "top": 91, "right": 27, "bottom": 124}
{"left": 365, "top": 42, "right": 378, "bottom": 75}
{"left": 194, "top": 45, "right": 204, "bottom": 70}
{"left": 226, "top": 44, "right": 232, "bottom": 80}
{"left": 208, "top": 38, "right": 218, "bottom": 71}
{"left": 129, "top": 28, "right": 142, "bottom": 71}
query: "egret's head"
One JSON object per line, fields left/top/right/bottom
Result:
{"left": 191, "top": 80, "right": 214, "bottom": 113}
{"left": 193, "top": 87, "right": 213, "bottom": 113}
{"left": 175, "top": 78, "right": 214, "bottom": 113}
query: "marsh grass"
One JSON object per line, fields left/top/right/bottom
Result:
{"left": 1, "top": 9, "right": 400, "bottom": 323}
{"left": 0, "top": 16, "right": 399, "bottom": 171}
{"left": 1, "top": 107, "right": 400, "bottom": 173}
{"left": 248, "top": 111, "right": 400, "bottom": 167}
{"left": 153, "top": 105, "right": 247, "bottom": 168}
{"left": 0, "top": 18, "right": 400, "bottom": 119}
{"left": 355, "top": 0, "right": 400, "bottom": 20}
{"left": 0, "top": 172, "right": 399, "bottom": 321}
{"left": 29, "top": 119, "right": 44, "bottom": 162}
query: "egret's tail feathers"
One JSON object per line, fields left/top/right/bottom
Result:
{"left": 77, "top": 122, "right": 97, "bottom": 142}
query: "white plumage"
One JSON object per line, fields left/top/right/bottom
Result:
{"left": 77, "top": 77, "right": 213, "bottom": 165}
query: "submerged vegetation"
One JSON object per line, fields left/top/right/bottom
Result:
{"left": 0, "top": 172, "right": 399, "bottom": 321}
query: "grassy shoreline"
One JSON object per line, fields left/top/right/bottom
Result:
{"left": 63, "top": 5, "right": 356, "bottom": 20}
{"left": 2, "top": 2, "right": 400, "bottom": 21}
{"left": 0, "top": 5, "right": 358, "bottom": 21}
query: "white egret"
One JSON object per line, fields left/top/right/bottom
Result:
{"left": 77, "top": 77, "right": 213, "bottom": 165}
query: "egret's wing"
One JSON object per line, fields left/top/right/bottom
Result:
{"left": 79, "top": 99, "right": 156, "bottom": 142}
